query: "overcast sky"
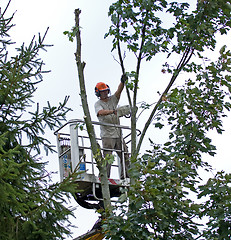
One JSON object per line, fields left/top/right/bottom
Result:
{"left": 3, "top": 0, "right": 231, "bottom": 238}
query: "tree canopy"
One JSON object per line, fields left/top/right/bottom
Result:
{"left": 72, "top": 0, "right": 231, "bottom": 239}
{"left": 101, "top": 0, "right": 231, "bottom": 239}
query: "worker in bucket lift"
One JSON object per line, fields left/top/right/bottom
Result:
{"left": 94, "top": 74, "right": 129, "bottom": 179}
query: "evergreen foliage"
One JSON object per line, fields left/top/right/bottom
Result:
{"left": 0, "top": 3, "right": 77, "bottom": 240}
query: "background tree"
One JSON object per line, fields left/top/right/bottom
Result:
{"left": 0, "top": 2, "right": 78, "bottom": 239}
{"left": 101, "top": 0, "right": 231, "bottom": 239}
{"left": 70, "top": 0, "right": 231, "bottom": 238}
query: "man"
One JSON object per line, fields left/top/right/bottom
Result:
{"left": 94, "top": 74, "right": 129, "bottom": 179}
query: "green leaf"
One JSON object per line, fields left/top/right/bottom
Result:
{"left": 154, "top": 122, "right": 164, "bottom": 129}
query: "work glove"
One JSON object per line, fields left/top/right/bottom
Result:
{"left": 121, "top": 74, "right": 128, "bottom": 83}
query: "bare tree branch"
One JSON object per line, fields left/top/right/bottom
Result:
{"left": 74, "top": 9, "right": 112, "bottom": 212}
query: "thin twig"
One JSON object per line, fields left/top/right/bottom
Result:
{"left": 136, "top": 47, "right": 194, "bottom": 154}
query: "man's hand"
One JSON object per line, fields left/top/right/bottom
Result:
{"left": 121, "top": 74, "right": 128, "bottom": 83}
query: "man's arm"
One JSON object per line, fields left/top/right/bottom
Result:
{"left": 115, "top": 82, "right": 124, "bottom": 100}
{"left": 115, "top": 74, "right": 127, "bottom": 99}
{"left": 97, "top": 109, "right": 116, "bottom": 116}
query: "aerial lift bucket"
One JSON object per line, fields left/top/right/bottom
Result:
{"left": 54, "top": 119, "right": 132, "bottom": 209}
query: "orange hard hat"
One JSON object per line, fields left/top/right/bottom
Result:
{"left": 95, "top": 82, "right": 110, "bottom": 97}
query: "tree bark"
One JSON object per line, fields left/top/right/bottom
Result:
{"left": 74, "top": 9, "right": 112, "bottom": 212}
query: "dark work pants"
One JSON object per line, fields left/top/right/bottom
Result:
{"left": 102, "top": 137, "right": 129, "bottom": 179}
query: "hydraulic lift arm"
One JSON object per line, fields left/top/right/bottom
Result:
{"left": 73, "top": 229, "right": 104, "bottom": 240}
